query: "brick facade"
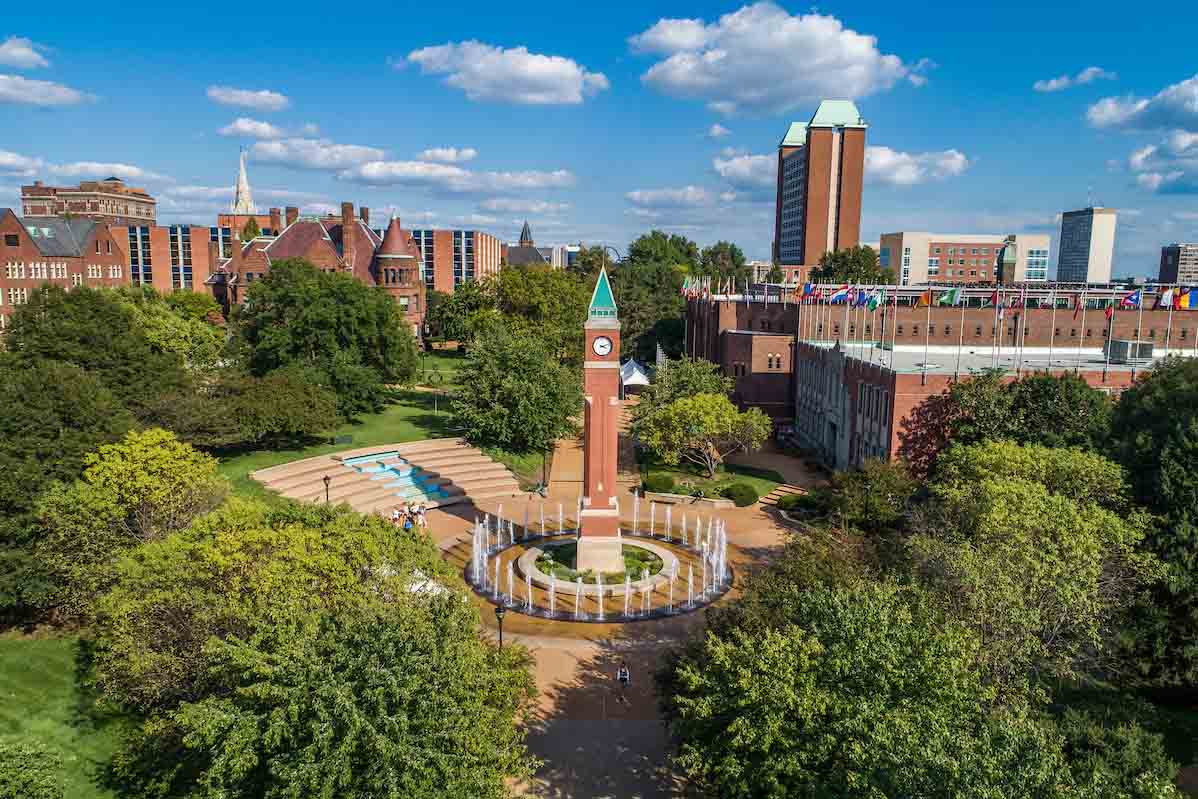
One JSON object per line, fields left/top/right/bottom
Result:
{"left": 21, "top": 178, "right": 155, "bottom": 225}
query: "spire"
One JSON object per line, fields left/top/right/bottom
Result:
{"left": 231, "top": 148, "right": 257, "bottom": 214}
{"left": 519, "top": 219, "right": 533, "bottom": 246}
{"left": 378, "top": 214, "right": 406, "bottom": 256}
{"left": 588, "top": 266, "right": 618, "bottom": 320}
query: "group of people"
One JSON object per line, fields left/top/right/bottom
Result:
{"left": 390, "top": 502, "right": 427, "bottom": 532}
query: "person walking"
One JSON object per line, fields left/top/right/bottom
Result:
{"left": 616, "top": 661, "right": 631, "bottom": 704}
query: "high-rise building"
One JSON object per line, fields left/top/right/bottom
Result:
{"left": 1058, "top": 207, "right": 1117, "bottom": 283}
{"left": 879, "top": 232, "right": 1050, "bottom": 285}
{"left": 1159, "top": 244, "right": 1198, "bottom": 284}
{"left": 20, "top": 177, "right": 156, "bottom": 225}
{"left": 410, "top": 229, "right": 502, "bottom": 293}
{"left": 773, "top": 100, "right": 867, "bottom": 267}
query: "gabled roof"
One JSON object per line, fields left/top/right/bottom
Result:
{"left": 780, "top": 122, "right": 807, "bottom": 147}
{"left": 17, "top": 215, "right": 98, "bottom": 257}
{"left": 264, "top": 218, "right": 337, "bottom": 264}
{"left": 808, "top": 99, "right": 867, "bottom": 129}
{"left": 588, "top": 267, "right": 618, "bottom": 319}
{"left": 506, "top": 246, "right": 546, "bottom": 265}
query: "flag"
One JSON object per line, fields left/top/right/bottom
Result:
{"left": 997, "top": 299, "right": 1006, "bottom": 321}
{"left": 1073, "top": 294, "right": 1083, "bottom": 320}
{"left": 982, "top": 290, "right": 997, "bottom": 308}
{"left": 1157, "top": 288, "right": 1175, "bottom": 309}
{"left": 801, "top": 282, "right": 814, "bottom": 298}
{"left": 937, "top": 287, "right": 963, "bottom": 306}
{"left": 1179, "top": 288, "right": 1198, "bottom": 309}
{"left": 867, "top": 290, "right": 885, "bottom": 311}
{"left": 1105, "top": 302, "right": 1114, "bottom": 320}
{"left": 915, "top": 289, "right": 932, "bottom": 307}
{"left": 829, "top": 284, "right": 851, "bottom": 303}
{"left": 1120, "top": 289, "right": 1141, "bottom": 309}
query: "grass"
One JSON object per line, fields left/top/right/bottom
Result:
{"left": 217, "top": 390, "right": 457, "bottom": 500}
{"left": 483, "top": 447, "right": 549, "bottom": 490}
{"left": 536, "top": 542, "right": 664, "bottom": 584}
{"left": 0, "top": 634, "right": 124, "bottom": 798}
{"left": 642, "top": 460, "right": 785, "bottom": 501}
{"left": 417, "top": 349, "right": 466, "bottom": 387}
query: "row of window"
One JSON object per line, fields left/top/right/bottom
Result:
{"left": 5, "top": 262, "right": 121, "bottom": 280}
{"left": 936, "top": 246, "right": 993, "bottom": 256}
{"left": 765, "top": 353, "right": 785, "bottom": 370}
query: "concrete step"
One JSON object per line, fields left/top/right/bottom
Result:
{"left": 405, "top": 452, "right": 496, "bottom": 471}
{"left": 255, "top": 457, "right": 339, "bottom": 486}
{"left": 761, "top": 484, "right": 809, "bottom": 505}
{"left": 468, "top": 487, "right": 524, "bottom": 502}
{"left": 420, "top": 464, "right": 514, "bottom": 484}
{"left": 357, "top": 485, "right": 465, "bottom": 515}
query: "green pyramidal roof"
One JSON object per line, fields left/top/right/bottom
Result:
{"left": 588, "top": 267, "right": 618, "bottom": 319}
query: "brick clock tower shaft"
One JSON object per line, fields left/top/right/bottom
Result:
{"left": 576, "top": 267, "right": 625, "bottom": 574}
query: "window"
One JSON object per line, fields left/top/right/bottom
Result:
{"left": 6, "top": 287, "right": 28, "bottom": 305}
{"left": 1086, "top": 329, "right": 1092, "bottom": 338}
{"left": 897, "top": 325, "right": 904, "bottom": 335}
{"left": 981, "top": 248, "right": 990, "bottom": 255}
{"left": 3, "top": 233, "right": 18, "bottom": 247}
{"left": 974, "top": 325, "right": 982, "bottom": 336}
{"left": 944, "top": 325, "right": 951, "bottom": 335}
{"left": 948, "top": 247, "right": 956, "bottom": 255}
{"left": 95, "top": 241, "right": 100, "bottom": 254}
{"left": 71, "top": 274, "right": 82, "bottom": 286}
{"left": 0, "top": 314, "right": 5, "bottom": 329}
{"left": 933, "top": 246, "right": 941, "bottom": 254}
{"left": 912, "top": 324, "right": 919, "bottom": 336}
{"left": 1070, "top": 329, "right": 1076, "bottom": 337}
{"left": 971, "top": 248, "right": 979, "bottom": 255}
{"left": 879, "top": 247, "right": 890, "bottom": 267}
{"left": 106, "top": 240, "right": 111, "bottom": 255}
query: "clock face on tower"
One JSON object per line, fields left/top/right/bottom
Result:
{"left": 592, "top": 336, "right": 613, "bottom": 356}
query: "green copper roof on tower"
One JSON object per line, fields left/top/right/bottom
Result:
{"left": 588, "top": 267, "right": 618, "bottom": 319}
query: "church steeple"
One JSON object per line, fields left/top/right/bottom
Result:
{"left": 518, "top": 219, "right": 533, "bottom": 246}
{"left": 231, "top": 148, "right": 257, "bottom": 214}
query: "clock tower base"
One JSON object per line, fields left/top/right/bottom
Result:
{"left": 575, "top": 530, "right": 624, "bottom": 575}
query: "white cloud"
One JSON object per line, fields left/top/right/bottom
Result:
{"left": 625, "top": 185, "right": 714, "bottom": 208}
{"left": 406, "top": 41, "right": 609, "bottom": 105}
{"left": 1128, "top": 145, "right": 1157, "bottom": 171}
{"left": 0, "top": 36, "right": 49, "bottom": 69}
{"left": 0, "top": 74, "right": 90, "bottom": 106}
{"left": 719, "top": 190, "right": 737, "bottom": 202}
{"left": 630, "top": 3, "right": 913, "bottom": 115}
{"left": 219, "top": 117, "right": 284, "bottom": 139}
{"left": 1033, "top": 66, "right": 1116, "bottom": 92}
{"left": 299, "top": 122, "right": 319, "bottom": 135}
{"left": 49, "top": 162, "right": 167, "bottom": 181}
{"left": 164, "top": 185, "right": 325, "bottom": 202}
{"left": 1125, "top": 128, "right": 1198, "bottom": 194}
{"left": 417, "top": 146, "right": 478, "bottom": 162}
{"left": 480, "top": 197, "right": 570, "bottom": 214}
{"left": 251, "top": 138, "right": 385, "bottom": 170}
{"left": 706, "top": 123, "right": 731, "bottom": 138}
{"left": 337, "top": 159, "right": 574, "bottom": 192}
{"left": 864, "top": 145, "right": 970, "bottom": 185}
{"left": 712, "top": 152, "right": 775, "bottom": 189}
{"left": 206, "top": 85, "right": 289, "bottom": 112}
{"left": 1087, "top": 74, "right": 1198, "bottom": 131}
{"left": 0, "top": 150, "right": 44, "bottom": 177}
{"left": 626, "top": 207, "right": 662, "bottom": 219}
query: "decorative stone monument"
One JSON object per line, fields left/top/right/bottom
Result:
{"left": 576, "top": 267, "right": 625, "bottom": 574}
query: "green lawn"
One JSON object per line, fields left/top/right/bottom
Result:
{"left": 483, "top": 447, "right": 549, "bottom": 490}
{"left": 417, "top": 350, "right": 466, "bottom": 387}
{"left": 643, "top": 460, "right": 784, "bottom": 501}
{"left": 218, "top": 390, "right": 457, "bottom": 500}
{"left": 0, "top": 634, "right": 124, "bottom": 799}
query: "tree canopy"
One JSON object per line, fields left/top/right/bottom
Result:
{"left": 697, "top": 241, "right": 750, "bottom": 285}
{"left": 610, "top": 259, "right": 685, "bottom": 360}
{"left": 638, "top": 393, "right": 771, "bottom": 478}
{"left": 629, "top": 357, "right": 733, "bottom": 440}
{"left": 809, "top": 245, "right": 893, "bottom": 284}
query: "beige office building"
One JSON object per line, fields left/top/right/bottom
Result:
{"left": 1058, "top": 207, "right": 1116, "bottom": 284}
{"left": 1159, "top": 243, "right": 1198, "bottom": 284}
{"left": 879, "top": 232, "right": 1050, "bottom": 285}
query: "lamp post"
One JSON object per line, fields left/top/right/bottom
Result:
{"left": 494, "top": 604, "right": 507, "bottom": 649}
{"left": 323, "top": 474, "right": 331, "bottom": 504}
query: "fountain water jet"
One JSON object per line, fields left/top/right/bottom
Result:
{"left": 549, "top": 575, "right": 557, "bottom": 617}
{"left": 526, "top": 571, "right": 533, "bottom": 612}
{"left": 574, "top": 577, "right": 583, "bottom": 620}
{"left": 597, "top": 573, "right": 605, "bottom": 621}
{"left": 686, "top": 565, "right": 694, "bottom": 608}
{"left": 665, "top": 506, "right": 671, "bottom": 541}
{"left": 623, "top": 574, "right": 631, "bottom": 617}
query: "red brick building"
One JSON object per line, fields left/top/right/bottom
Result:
{"left": 107, "top": 223, "right": 218, "bottom": 294}
{"left": 0, "top": 209, "right": 129, "bottom": 328}
{"left": 209, "top": 203, "right": 426, "bottom": 334}
{"left": 21, "top": 177, "right": 156, "bottom": 225}
{"left": 410, "top": 228, "right": 502, "bottom": 294}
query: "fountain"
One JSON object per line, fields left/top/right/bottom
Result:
{"left": 623, "top": 574, "right": 631, "bottom": 617}
{"left": 597, "top": 573, "right": 605, "bottom": 621}
{"left": 574, "top": 577, "right": 583, "bottom": 620}
{"left": 508, "top": 518, "right": 515, "bottom": 547}
{"left": 523, "top": 507, "right": 529, "bottom": 540}
{"left": 526, "top": 571, "right": 533, "bottom": 612}
{"left": 549, "top": 574, "right": 557, "bottom": 617}
{"left": 507, "top": 561, "right": 514, "bottom": 605}
{"left": 540, "top": 503, "right": 546, "bottom": 535}
{"left": 650, "top": 502, "right": 656, "bottom": 538}
{"left": 665, "top": 506, "right": 672, "bottom": 541}
{"left": 641, "top": 568, "right": 650, "bottom": 616}
{"left": 701, "top": 547, "right": 708, "bottom": 599}
{"left": 558, "top": 503, "right": 564, "bottom": 535}
{"left": 633, "top": 496, "right": 640, "bottom": 535}
{"left": 681, "top": 512, "right": 687, "bottom": 547}
{"left": 686, "top": 565, "right": 694, "bottom": 608}
{"left": 694, "top": 516, "right": 701, "bottom": 548}
{"left": 493, "top": 557, "right": 500, "bottom": 600}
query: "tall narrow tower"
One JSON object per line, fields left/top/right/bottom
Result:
{"left": 576, "top": 267, "right": 624, "bottom": 574}
{"left": 231, "top": 149, "right": 257, "bottom": 214}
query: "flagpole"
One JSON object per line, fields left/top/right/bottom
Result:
{"left": 1075, "top": 287, "right": 1088, "bottom": 374}
{"left": 922, "top": 288, "right": 932, "bottom": 386}
{"left": 1133, "top": 286, "right": 1146, "bottom": 381}
{"left": 955, "top": 289, "right": 966, "bottom": 379}
{"left": 992, "top": 288, "right": 1001, "bottom": 368}
{"left": 1015, "top": 286, "right": 1026, "bottom": 377}
{"left": 1103, "top": 301, "right": 1113, "bottom": 384}
{"left": 1165, "top": 282, "right": 1175, "bottom": 357}
{"left": 1048, "top": 284, "right": 1058, "bottom": 374}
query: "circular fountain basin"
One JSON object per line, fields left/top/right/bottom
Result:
{"left": 516, "top": 536, "right": 679, "bottom": 597}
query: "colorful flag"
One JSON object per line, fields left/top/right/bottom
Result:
{"left": 829, "top": 284, "right": 851, "bottom": 303}
{"left": 937, "top": 287, "right": 963, "bottom": 306}
{"left": 1179, "top": 288, "right": 1198, "bottom": 309}
{"left": 1120, "top": 289, "right": 1141, "bottom": 309}
{"left": 801, "top": 282, "right": 814, "bottom": 298}
{"left": 1073, "top": 294, "right": 1083, "bottom": 320}
{"left": 915, "top": 289, "right": 932, "bottom": 307}
{"left": 1105, "top": 302, "right": 1115, "bottom": 320}
{"left": 982, "top": 290, "right": 998, "bottom": 308}
{"left": 867, "top": 290, "right": 885, "bottom": 311}
{"left": 1157, "top": 288, "right": 1175, "bottom": 309}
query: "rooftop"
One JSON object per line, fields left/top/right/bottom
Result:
{"left": 808, "top": 99, "right": 867, "bottom": 129}
{"left": 802, "top": 340, "right": 1169, "bottom": 376}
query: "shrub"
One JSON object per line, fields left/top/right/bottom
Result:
{"left": 722, "top": 482, "right": 759, "bottom": 507}
{"left": 0, "top": 738, "right": 63, "bottom": 799}
{"left": 643, "top": 474, "right": 676, "bottom": 493}
{"left": 776, "top": 493, "right": 813, "bottom": 512}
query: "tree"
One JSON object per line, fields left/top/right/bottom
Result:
{"left": 424, "top": 282, "right": 494, "bottom": 344}
{"left": 450, "top": 321, "right": 581, "bottom": 454}
{"left": 569, "top": 244, "right": 611, "bottom": 278}
{"left": 697, "top": 241, "right": 750, "bottom": 285}
{"left": 764, "top": 263, "right": 785, "bottom": 283}
{"left": 629, "top": 357, "right": 734, "bottom": 440}
{"left": 240, "top": 217, "right": 261, "bottom": 241}
{"left": 0, "top": 357, "right": 135, "bottom": 617}
{"left": 233, "top": 259, "right": 419, "bottom": 414}
{"left": 808, "top": 245, "right": 892, "bottom": 284}
{"left": 0, "top": 738, "right": 63, "bottom": 799}
{"left": 36, "top": 429, "right": 228, "bottom": 619}
{"left": 113, "top": 287, "right": 226, "bottom": 372}
{"left": 627, "top": 231, "right": 699, "bottom": 270}
{"left": 108, "top": 601, "right": 537, "bottom": 799}
{"left": 639, "top": 393, "right": 771, "bottom": 478}
{"left": 609, "top": 259, "right": 685, "bottom": 360}
{"left": 827, "top": 459, "right": 917, "bottom": 535}
{"left": 1007, "top": 373, "right": 1112, "bottom": 450}
{"left": 660, "top": 581, "right": 1080, "bottom": 798}
{"left": 1107, "top": 357, "right": 1198, "bottom": 687}
{"left": 491, "top": 265, "right": 589, "bottom": 365}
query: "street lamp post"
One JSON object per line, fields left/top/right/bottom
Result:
{"left": 494, "top": 604, "right": 507, "bottom": 649}
{"left": 323, "top": 474, "right": 331, "bottom": 504}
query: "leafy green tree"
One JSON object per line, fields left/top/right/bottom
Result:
{"left": 827, "top": 459, "right": 916, "bottom": 535}
{"left": 1055, "top": 707, "right": 1183, "bottom": 798}
{"left": 568, "top": 244, "right": 610, "bottom": 278}
{"left": 609, "top": 259, "right": 685, "bottom": 360}
{"left": 911, "top": 474, "right": 1157, "bottom": 698}
{"left": 233, "top": 258, "right": 418, "bottom": 411}
{"left": 627, "top": 231, "right": 699, "bottom": 270}
{"left": 809, "top": 245, "right": 893, "bottom": 284}
{"left": 164, "top": 290, "right": 223, "bottom": 324}
{"left": 36, "top": 429, "right": 228, "bottom": 619}
{"left": 113, "top": 287, "right": 226, "bottom": 372}
{"left": 91, "top": 498, "right": 456, "bottom": 713}
{"left": 425, "top": 281, "right": 495, "bottom": 343}
{"left": 629, "top": 357, "right": 734, "bottom": 441}
{"left": 491, "top": 265, "right": 590, "bottom": 365}
{"left": 697, "top": 240, "right": 750, "bottom": 284}
{"left": 0, "top": 738, "right": 64, "bottom": 799}
{"left": 450, "top": 321, "right": 581, "bottom": 454}
{"left": 240, "top": 217, "right": 260, "bottom": 241}
{"left": 639, "top": 393, "right": 771, "bottom": 478}
{"left": 0, "top": 357, "right": 135, "bottom": 616}
{"left": 660, "top": 581, "right": 1079, "bottom": 798}
{"left": 4, "top": 285, "right": 192, "bottom": 422}
{"left": 1007, "top": 373, "right": 1112, "bottom": 450}
{"left": 1108, "top": 357, "right": 1198, "bottom": 687}
{"left": 764, "top": 263, "right": 785, "bottom": 283}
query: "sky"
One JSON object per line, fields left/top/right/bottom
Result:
{"left": 2, "top": 0, "right": 1197, "bottom": 277}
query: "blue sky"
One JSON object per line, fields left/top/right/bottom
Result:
{"left": 2, "top": 0, "right": 1197, "bottom": 275}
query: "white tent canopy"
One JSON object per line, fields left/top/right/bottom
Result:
{"left": 620, "top": 359, "right": 651, "bottom": 397}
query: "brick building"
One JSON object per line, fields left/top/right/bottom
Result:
{"left": 108, "top": 223, "right": 218, "bottom": 294}
{"left": 1160, "top": 243, "right": 1198, "bottom": 284}
{"left": 0, "top": 209, "right": 128, "bottom": 328}
{"left": 773, "top": 100, "right": 867, "bottom": 270}
{"left": 879, "top": 232, "right": 1050, "bottom": 285}
{"left": 410, "top": 228, "right": 502, "bottom": 293}
{"left": 21, "top": 177, "right": 156, "bottom": 225}
{"left": 208, "top": 203, "right": 426, "bottom": 334}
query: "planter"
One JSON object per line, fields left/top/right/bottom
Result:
{"left": 643, "top": 491, "right": 735, "bottom": 510}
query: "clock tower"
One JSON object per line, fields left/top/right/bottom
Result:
{"left": 576, "top": 267, "right": 624, "bottom": 574}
